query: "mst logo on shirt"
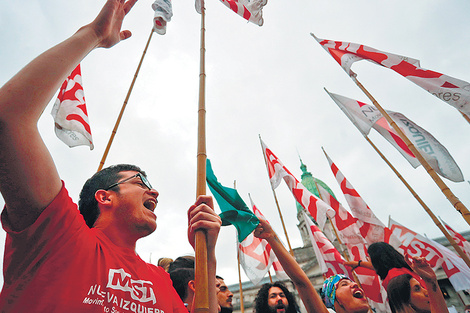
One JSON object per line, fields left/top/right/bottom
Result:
{"left": 107, "top": 268, "right": 157, "bottom": 304}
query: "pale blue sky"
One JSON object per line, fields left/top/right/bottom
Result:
{"left": 0, "top": 0, "right": 469, "bottom": 286}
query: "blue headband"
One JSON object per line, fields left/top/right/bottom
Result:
{"left": 321, "top": 274, "right": 351, "bottom": 309}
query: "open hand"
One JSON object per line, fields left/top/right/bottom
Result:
{"left": 89, "top": 0, "right": 138, "bottom": 48}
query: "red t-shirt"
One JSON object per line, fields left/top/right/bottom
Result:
{"left": 0, "top": 183, "right": 187, "bottom": 313}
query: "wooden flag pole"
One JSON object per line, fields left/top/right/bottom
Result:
{"left": 97, "top": 29, "right": 154, "bottom": 172}
{"left": 237, "top": 244, "right": 245, "bottom": 313}
{"left": 362, "top": 134, "right": 470, "bottom": 268}
{"left": 234, "top": 181, "right": 245, "bottom": 313}
{"left": 460, "top": 110, "right": 470, "bottom": 124}
{"left": 352, "top": 76, "right": 470, "bottom": 226}
{"left": 268, "top": 270, "right": 273, "bottom": 283}
{"left": 259, "top": 136, "right": 295, "bottom": 256}
{"left": 194, "top": 1, "right": 209, "bottom": 313}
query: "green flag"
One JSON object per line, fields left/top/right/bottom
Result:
{"left": 206, "top": 159, "right": 259, "bottom": 242}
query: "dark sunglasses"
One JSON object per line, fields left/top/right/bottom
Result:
{"left": 104, "top": 172, "right": 153, "bottom": 191}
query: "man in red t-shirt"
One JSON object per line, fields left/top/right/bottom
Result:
{"left": 0, "top": 1, "right": 221, "bottom": 312}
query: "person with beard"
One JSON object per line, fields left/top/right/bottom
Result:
{"left": 253, "top": 281, "right": 299, "bottom": 313}
{"left": 253, "top": 218, "right": 329, "bottom": 313}
{"left": 216, "top": 276, "right": 234, "bottom": 313}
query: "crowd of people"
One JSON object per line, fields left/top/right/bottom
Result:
{"left": 0, "top": 0, "right": 457, "bottom": 312}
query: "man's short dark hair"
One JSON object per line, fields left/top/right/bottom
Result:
{"left": 170, "top": 268, "right": 195, "bottom": 302}
{"left": 78, "top": 164, "right": 146, "bottom": 228}
{"left": 168, "top": 256, "right": 195, "bottom": 272}
{"left": 253, "top": 281, "right": 298, "bottom": 313}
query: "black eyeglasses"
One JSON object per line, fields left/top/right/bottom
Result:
{"left": 105, "top": 173, "right": 153, "bottom": 191}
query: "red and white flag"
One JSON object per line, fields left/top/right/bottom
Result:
{"left": 238, "top": 198, "right": 287, "bottom": 285}
{"left": 317, "top": 185, "right": 388, "bottom": 312}
{"left": 440, "top": 218, "right": 470, "bottom": 260}
{"left": 196, "top": 0, "right": 267, "bottom": 26}
{"left": 313, "top": 34, "right": 470, "bottom": 117}
{"left": 251, "top": 199, "right": 288, "bottom": 281}
{"left": 152, "top": 0, "right": 172, "bottom": 35}
{"left": 238, "top": 231, "right": 272, "bottom": 285}
{"left": 219, "top": 0, "right": 267, "bottom": 26}
{"left": 323, "top": 150, "right": 399, "bottom": 247}
{"left": 302, "top": 211, "right": 352, "bottom": 278}
{"left": 51, "top": 64, "right": 93, "bottom": 149}
{"left": 390, "top": 218, "right": 470, "bottom": 291}
{"left": 326, "top": 91, "right": 464, "bottom": 182}
{"left": 261, "top": 139, "right": 335, "bottom": 229}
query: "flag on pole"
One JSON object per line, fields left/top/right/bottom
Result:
{"left": 323, "top": 149, "right": 399, "bottom": 247}
{"left": 152, "top": 0, "right": 173, "bottom": 35}
{"left": 253, "top": 198, "right": 288, "bottom": 280}
{"left": 389, "top": 111, "right": 463, "bottom": 182}
{"left": 312, "top": 34, "right": 470, "bottom": 117}
{"left": 219, "top": 0, "right": 267, "bottom": 26}
{"left": 317, "top": 185, "right": 388, "bottom": 312}
{"left": 206, "top": 159, "right": 259, "bottom": 242}
{"left": 326, "top": 91, "right": 464, "bottom": 182}
{"left": 440, "top": 218, "right": 470, "bottom": 260}
{"left": 238, "top": 197, "right": 288, "bottom": 285}
{"left": 195, "top": 0, "right": 267, "bottom": 26}
{"left": 390, "top": 218, "right": 470, "bottom": 291}
{"left": 238, "top": 232, "right": 272, "bottom": 285}
{"left": 302, "top": 211, "right": 352, "bottom": 277}
{"left": 261, "top": 139, "right": 335, "bottom": 230}
{"left": 51, "top": 64, "right": 93, "bottom": 149}
{"left": 195, "top": 0, "right": 203, "bottom": 14}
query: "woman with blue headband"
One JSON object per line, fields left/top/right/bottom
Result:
{"left": 321, "top": 274, "right": 370, "bottom": 313}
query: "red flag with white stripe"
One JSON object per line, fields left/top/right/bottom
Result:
{"left": 238, "top": 198, "right": 287, "bottom": 285}
{"left": 51, "top": 64, "right": 93, "bottom": 149}
{"left": 302, "top": 211, "right": 352, "bottom": 278}
{"left": 251, "top": 202, "right": 288, "bottom": 281}
{"left": 313, "top": 34, "right": 470, "bottom": 117}
{"left": 317, "top": 185, "right": 388, "bottom": 312}
{"left": 440, "top": 218, "right": 470, "bottom": 261}
{"left": 390, "top": 218, "right": 470, "bottom": 291}
{"left": 195, "top": 0, "right": 267, "bottom": 26}
{"left": 323, "top": 149, "right": 399, "bottom": 247}
{"left": 261, "top": 139, "right": 335, "bottom": 229}
{"left": 219, "top": 0, "right": 267, "bottom": 26}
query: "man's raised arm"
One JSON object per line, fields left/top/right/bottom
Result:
{"left": 0, "top": 0, "right": 138, "bottom": 231}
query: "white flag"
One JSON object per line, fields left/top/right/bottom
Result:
{"left": 326, "top": 90, "right": 464, "bottom": 182}
{"left": 51, "top": 64, "right": 93, "bottom": 149}
{"left": 152, "top": 0, "right": 172, "bottom": 35}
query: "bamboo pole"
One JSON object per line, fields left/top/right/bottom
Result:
{"left": 97, "top": 29, "right": 154, "bottom": 172}
{"left": 268, "top": 270, "right": 273, "bottom": 283}
{"left": 460, "top": 110, "right": 470, "bottom": 124}
{"left": 361, "top": 135, "right": 470, "bottom": 268}
{"left": 194, "top": 2, "right": 209, "bottom": 313}
{"left": 352, "top": 76, "right": 470, "bottom": 226}
{"left": 237, "top": 244, "right": 245, "bottom": 313}
{"left": 259, "top": 136, "right": 294, "bottom": 256}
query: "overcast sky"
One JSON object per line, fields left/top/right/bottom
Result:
{"left": 1, "top": 0, "right": 470, "bottom": 287}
